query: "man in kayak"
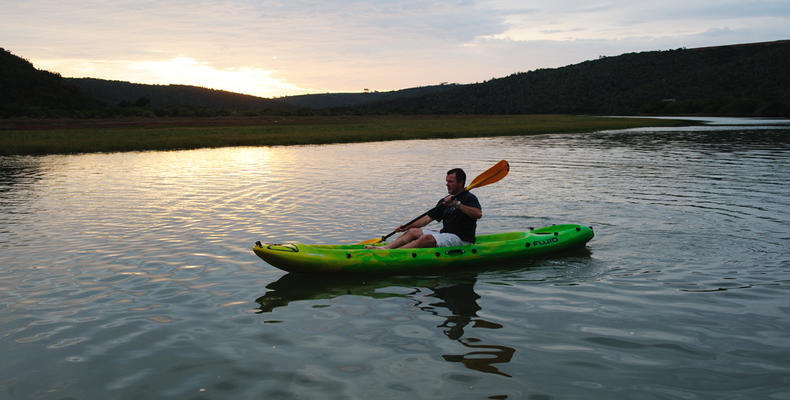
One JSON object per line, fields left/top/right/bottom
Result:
{"left": 366, "top": 168, "right": 482, "bottom": 249}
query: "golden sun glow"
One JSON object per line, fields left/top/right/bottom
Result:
{"left": 124, "top": 57, "right": 310, "bottom": 98}
{"left": 33, "top": 56, "right": 314, "bottom": 98}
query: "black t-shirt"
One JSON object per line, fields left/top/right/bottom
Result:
{"left": 427, "top": 191, "right": 481, "bottom": 243}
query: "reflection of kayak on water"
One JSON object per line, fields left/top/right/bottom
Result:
{"left": 253, "top": 224, "right": 594, "bottom": 274}
{"left": 254, "top": 272, "right": 516, "bottom": 376}
{"left": 254, "top": 272, "right": 496, "bottom": 314}
{"left": 253, "top": 273, "right": 439, "bottom": 313}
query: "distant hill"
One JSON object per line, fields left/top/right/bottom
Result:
{"left": 356, "top": 40, "right": 790, "bottom": 116}
{"left": 278, "top": 84, "right": 461, "bottom": 109}
{"left": 0, "top": 47, "right": 296, "bottom": 117}
{"left": 0, "top": 48, "right": 102, "bottom": 117}
{"left": 68, "top": 77, "right": 292, "bottom": 113}
{"left": 68, "top": 78, "right": 458, "bottom": 111}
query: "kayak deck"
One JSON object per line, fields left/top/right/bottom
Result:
{"left": 253, "top": 224, "right": 594, "bottom": 274}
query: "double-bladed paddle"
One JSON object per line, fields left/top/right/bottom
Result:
{"left": 358, "top": 160, "right": 510, "bottom": 245}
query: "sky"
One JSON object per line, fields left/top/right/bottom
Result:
{"left": 2, "top": 0, "right": 789, "bottom": 98}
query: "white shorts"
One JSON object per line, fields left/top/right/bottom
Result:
{"left": 422, "top": 229, "right": 472, "bottom": 247}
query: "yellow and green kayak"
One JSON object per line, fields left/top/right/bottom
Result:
{"left": 253, "top": 224, "right": 594, "bottom": 274}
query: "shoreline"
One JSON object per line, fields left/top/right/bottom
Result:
{"left": 0, "top": 114, "right": 695, "bottom": 156}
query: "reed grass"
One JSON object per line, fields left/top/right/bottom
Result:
{"left": 0, "top": 115, "right": 689, "bottom": 155}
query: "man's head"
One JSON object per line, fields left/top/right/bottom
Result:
{"left": 446, "top": 168, "right": 466, "bottom": 195}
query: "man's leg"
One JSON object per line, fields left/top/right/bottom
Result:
{"left": 377, "top": 228, "right": 423, "bottom": 249}
{"left": 401, "top": 233, "right": 437, "bottom": 248}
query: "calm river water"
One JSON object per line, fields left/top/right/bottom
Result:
{"left": 1, "top": 118, "right": 789, "bottom": 399}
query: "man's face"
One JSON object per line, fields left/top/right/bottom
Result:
{"left": 446, "top": 173, "right": 464, "bottom": 195}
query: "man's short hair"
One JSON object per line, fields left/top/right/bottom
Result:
{"left": 447, "top": 168, "right": 466, "bottom": 185}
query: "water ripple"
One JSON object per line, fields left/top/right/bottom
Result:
{"left": 1, "top": 128, "right": 789, "bottom": 399}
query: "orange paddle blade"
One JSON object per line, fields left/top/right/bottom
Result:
{"left": 465, "top": 160, "right": 509, "bottom": 191}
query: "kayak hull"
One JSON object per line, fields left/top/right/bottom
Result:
{"left": 253, "top": 224, "right": 594, "bottom": 274}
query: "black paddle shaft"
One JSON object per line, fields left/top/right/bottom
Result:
{"left": 380, "top": 190, "right": 468, "bottom": 241}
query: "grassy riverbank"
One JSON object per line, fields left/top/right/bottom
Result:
{"left": 0, "top": 115, "right": 691, "bottom": 155}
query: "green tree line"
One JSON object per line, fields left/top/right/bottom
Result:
{"left": 355, "top": 41, "right": 790, "bottom": 116}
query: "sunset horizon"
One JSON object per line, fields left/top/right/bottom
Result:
{"left": 3, "top": 1, "right": 789, "bottom": 98}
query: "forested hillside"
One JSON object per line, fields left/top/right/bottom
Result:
{"left": 0, "top": 48, "right": 295, "bottom": 117}
{"left": 68, "top": 78, "right": 454, "bottom": 113}
{"left": 3, "top": 40, "right": 789, "bottom": 118}
{"left": 0, "top": 48, "right": 102, "bottom": 117}
{"left": 278, "top": 84, "right": 459, "bottom": 109}
{"left": 357, "top": 40, "right": 790, "bottom": 116}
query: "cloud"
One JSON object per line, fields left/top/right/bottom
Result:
{"left": 481, "top": 0, "right": 790, "bottom": 43}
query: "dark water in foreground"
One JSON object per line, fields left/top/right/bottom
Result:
{"left": 1, "top": 120, "right": 789, "bottom": 399}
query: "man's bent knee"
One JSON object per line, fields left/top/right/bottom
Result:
{"left": 405, "top": 227, "right": 423, "bottom": 238}
{"left": 415, "top": 234, "right": 437, "bottom": 248}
